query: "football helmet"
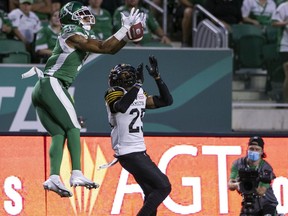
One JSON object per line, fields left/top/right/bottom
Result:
{"left": 59, "top": 1, "right": 95, "bottom": 30}
{"left": 109, "top": 64, "right": 137, "bottom": 88}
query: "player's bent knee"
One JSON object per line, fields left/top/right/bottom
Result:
{"left": 161, "top": 184, "right": 172, "bottom": 198}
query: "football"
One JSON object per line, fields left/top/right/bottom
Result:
{"left": 126, "top": 22, "right": 144, "bottom": 42}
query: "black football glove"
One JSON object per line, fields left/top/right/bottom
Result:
{"left": 145, "top": 55, "right": 160, "bottom": 78}
{"left": 136, "top": 63, "right": 144, "bottom": 84}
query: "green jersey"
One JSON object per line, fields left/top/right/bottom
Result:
{"left": 44, "top": 25, "right": 93, "bottom": 88}
{"left": 35, "top": 25, "right": 59, "bottom": 52}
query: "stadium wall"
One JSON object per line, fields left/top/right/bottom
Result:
{"left": 2, "top": 48, "right": 287, "bottom": 215}
{"left": 0, "top": 47, "right": 233, "bottom": 133}
{"left": 0, "top": 135, "right": 288, "bottom": 215}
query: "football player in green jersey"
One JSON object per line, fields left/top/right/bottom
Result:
{"left": 30, "top": 1, "right": 145, "bottom": 197}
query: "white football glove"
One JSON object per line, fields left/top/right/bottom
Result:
{"left": 136, "top": 12, "right": 147, "bottom": 29}
{"left": 121, "top": 7, "right": 140, "bottom": 30}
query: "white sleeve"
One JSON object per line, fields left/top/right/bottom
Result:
{"left": 8, "top": 9, "right": 21, "bottom": 28}
{"left": 32, "top": 12, "right": 42, "bottom": 33}
{"left": 241, "top": 0, "right": 252, "bottom": 18}
{"left": 272, "top": 4, "right": 286, "bottom": 21}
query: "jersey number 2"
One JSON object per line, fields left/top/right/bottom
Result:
{"left": 129, "top": 108, "right": 145, "bottom": 133}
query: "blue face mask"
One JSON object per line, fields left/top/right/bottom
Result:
{"left": 248, "top": 150, "right": 260, "bottom": 161}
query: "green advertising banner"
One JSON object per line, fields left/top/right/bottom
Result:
{"left": 0, "top": 48, "right": 232, "bottom": 133}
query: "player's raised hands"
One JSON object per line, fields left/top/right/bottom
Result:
{"left": 121, "top": 7, "right": 140, "bottom": 30}
{"left": 145, "top": 56, "right": 160, "bottom": 79}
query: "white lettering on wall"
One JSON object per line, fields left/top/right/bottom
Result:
{"left": 111, "top": 168, "right": 143, "bottom": 214}
{"left": 4, "top": 176, "right": 23, "bottom": 215}
{"left": 202, "top": 145, "right": 241, "bottom": 213}
{"left": 273, "top": 176, "right": 288, "bottom": 214}
{"left": 0, "top": 87, "right": 15, "bottom": 110}
{"left": 10, "top": 87, "right": 75, "bottom": 131}
{"left": 160, "top": 145, "right": 201, "bottom": 214}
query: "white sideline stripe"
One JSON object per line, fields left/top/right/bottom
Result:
{"left": 233, "top": 102, "right": 288, "bottom": 108}
{"left": 50, "top": 77, "right": 81, "bottom": 129}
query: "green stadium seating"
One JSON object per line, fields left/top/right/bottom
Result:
{"left": 0, "top": 39, "right": 31, "bottom": 63}
{"left": 236, "top": 35, "right": 266, "bottom": 68}
{"left": 264, "top": 25, "right": 279, "bottom": 44}
{"left": 262, "top": 27, "right": 282, "bottom": 87}
{"left": 231, "top": 24, "right": 263, "bottom": 42}
{"left": 231, "top": 24, "right": 266, "bottom": 69}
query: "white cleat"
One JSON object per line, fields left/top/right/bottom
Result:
{"left": 70, "top": 170, "right": 99, "bottom": 190}
{"left": 43, "top": 175, "right": 73, "bottom": 198}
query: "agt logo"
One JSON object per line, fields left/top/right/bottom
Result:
{"left": 2, "top": 141, "right": 288, "bottom": 215}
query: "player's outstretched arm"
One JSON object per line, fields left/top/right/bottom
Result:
{"left": 145, "top": 56, "right": 173, "bottom": 109}
{"left": 71, "top": 8, "right": 143, "bottom": 54}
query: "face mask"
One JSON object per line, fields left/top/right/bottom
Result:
{"left": 247, "top": 150, "right": 260, "bottom": 161}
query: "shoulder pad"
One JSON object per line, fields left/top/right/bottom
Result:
{"left": 105, "top": 86, "right": 125, "bottom": 96}
{"left": 61, "top": 25, "right": 87, "bottom": 38}
{"left": 105, "top": 87, "right": 124, "bottom": 104}
{"left": 109, "top": 86, "right": 125, "bottom": 92}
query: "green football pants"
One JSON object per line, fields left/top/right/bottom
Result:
{"left": 32, "top": 77, "right": 82, "bottom": 175}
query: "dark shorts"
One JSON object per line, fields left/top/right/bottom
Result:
{"left": 117, "top": 151, "right": 171, "bottom": 195}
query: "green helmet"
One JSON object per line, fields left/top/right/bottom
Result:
{"left": 59, "top": 1, "right": 95, "bottom": 30}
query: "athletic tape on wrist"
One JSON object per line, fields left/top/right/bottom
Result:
{"left": 114, "top": 26, "right": 128, "bottom": 41}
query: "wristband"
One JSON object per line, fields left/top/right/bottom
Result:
{"left": 114, "top": 26, "right": 129, "bottom": 41}
{"left": 133, "top": 82, "right": 142, "bottom": 88}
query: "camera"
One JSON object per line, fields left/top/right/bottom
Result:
{"left": 237, "top": 167, "right": 273, "bottom": 216}
{"left": 238, "top": 167, "right": 272, "bottom": 194}
{"left": 238, "top": 168, "right": 259, "bottom": 194}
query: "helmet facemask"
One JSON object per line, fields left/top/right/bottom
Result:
{"left": 72, "top": 6, "right": 95, "bottom": 30}
{"left": 120, "top": 71, "right": 137, "bottom": 88}
{"left": 60, "top": 2, "right": 95, "bottom": 30}
{"left": 109, "top": 64, "right": 137, "bottom": 88}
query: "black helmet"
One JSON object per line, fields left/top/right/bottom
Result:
{"left": 109, "top": 64, "right": 137, "bottom": 88}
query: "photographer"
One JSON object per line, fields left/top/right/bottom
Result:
{"left": 228, "top": 136, "right": 278, "bottom": 216}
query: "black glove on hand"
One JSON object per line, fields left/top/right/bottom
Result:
{"left": 145, "top": 55, "right": 160, "bottom": 78}
{"left": 136, "top": 63, "right": 144, "bottom": 84}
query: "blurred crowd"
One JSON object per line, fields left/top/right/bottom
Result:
{"left": 0, "top": 0, "right": 174, "bottom": 64}
{"left": 0, "top": 0, "right": 287, "bottom": 64}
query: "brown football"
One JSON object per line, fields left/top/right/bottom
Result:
{"left": 126, "top": 22, "right": 144, "bottom": 42}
